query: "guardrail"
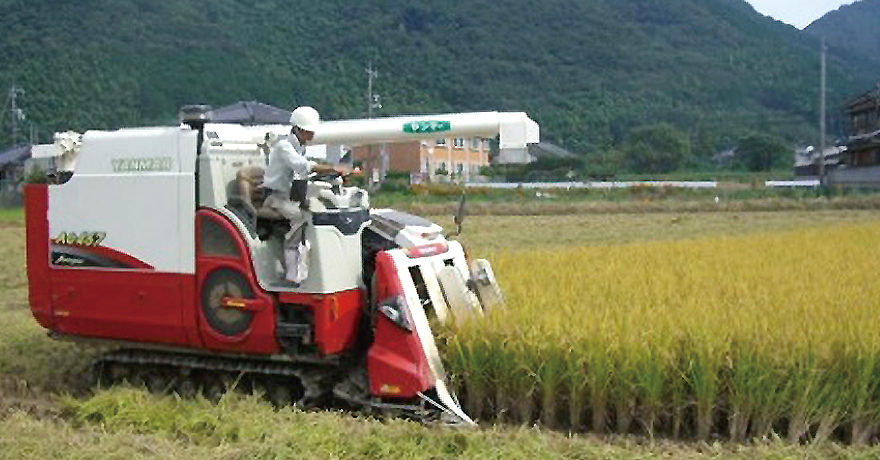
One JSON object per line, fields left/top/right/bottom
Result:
{"left": 466, "top": 180, "right": 825, "bottom": 190}
{"left": 465, "top": 181, "right": 719, "bottom": 190}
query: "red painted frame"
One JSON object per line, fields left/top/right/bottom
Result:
{"left": 277, "top": 289, "right": 365, "bottom": 356}
{"left": 366, "top": 251, "right": 432, "bottom": 398}
{"left": 194, "top": 209, "right": 279, "bottom": 355}
{"left": 25, "top": 185, "right": 53, "bottom": 330}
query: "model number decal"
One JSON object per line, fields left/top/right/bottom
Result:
{"left": 52, "top": 231, "right": 107, "bottom": 247}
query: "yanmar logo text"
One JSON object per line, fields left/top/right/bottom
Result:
{"left": 112, "top": 157, "right": 173, "bottom": 173}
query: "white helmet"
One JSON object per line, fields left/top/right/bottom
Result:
{"left": 290, "top": 106, "right": 320, "bottom": 132}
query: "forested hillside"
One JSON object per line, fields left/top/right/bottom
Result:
{"left": 1, "top": 0, "right": 878, "bottom": 166}
{"left": 806, "top": 0, "right": 880, "bottom": 68}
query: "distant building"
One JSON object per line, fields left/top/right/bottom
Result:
{"left": 527, "top": 142, "right": 575, "bottom": 162}
{"left": 495, "top": 147, "right": 532, "bottom": 164}
{"left": 0, "top": 144, "right": 31, "bottom": 181}
{"left": 794, "top": 145, "right": 843, "bottom": 177}
{"left": 352, "top": 137, "right": 491, "bottom": 183}
{"left": 842, "top": 86, "right": 880, "bottom": 167}
{"left": 712, "top": 148, "right": 736, "bottom": 168}
{"left": 0, "top": 144, "right": 31, "bottom": 206}
{"left": 827, "top": 85, "right": 880, "bottom": 187}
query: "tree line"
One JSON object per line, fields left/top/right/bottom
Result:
{"left": 0, "top": 0, "right": 876, "bottom": 175}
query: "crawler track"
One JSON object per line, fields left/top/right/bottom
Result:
{"left": 92, "top": 348, "right": 336, "bottom": 408}
{"left": 89, "top": 348, "right": 451, "bottom": 424}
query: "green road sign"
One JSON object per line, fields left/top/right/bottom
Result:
{"left": 403, "top": 120, "right": 451, "bottom": 134}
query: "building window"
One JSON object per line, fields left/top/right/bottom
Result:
{"left": 471, "top": 138, "right": 480, "bottom": 150}
{"left": 436, "top": 138, "right": 447, "bottom": 146}
{"left": 453, "top": 138, "right": 464, "bottom": 149}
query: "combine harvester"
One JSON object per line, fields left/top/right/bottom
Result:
{"left": 23, "top": 106, "right": 539, "bottom": 425}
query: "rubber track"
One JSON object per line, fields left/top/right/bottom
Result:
{"left": 93, "top": 349, "right": 449, "bottom": 423}
{"left": 94, "top": 348, "right": 337, "bottom": 407}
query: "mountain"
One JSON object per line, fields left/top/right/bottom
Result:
{"left": 0, "top": 0, "right": 878, "bottom": 162}
{"left": 806, "top": 0, "right": 880, "bottom": 63}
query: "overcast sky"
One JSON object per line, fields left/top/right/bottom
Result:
{"left": 746, "top": 0, "right": 857, "bottom": 29}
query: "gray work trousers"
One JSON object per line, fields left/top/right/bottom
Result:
{"left": 263, "top": 192, "right": 309, "bottom": 282}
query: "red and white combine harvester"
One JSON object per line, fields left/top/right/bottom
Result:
{"left": 24, "top": 107, "right": 539, "bottom": 424}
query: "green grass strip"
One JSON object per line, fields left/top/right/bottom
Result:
{"left": 1, "top": 388, "right": 866, "bottom": 460}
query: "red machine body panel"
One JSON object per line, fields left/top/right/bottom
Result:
{"left": 367, "top": 251, "right": 433, "bottom": 398}
{"left": 195, "top": 209, "right": 279, "bottom": 355}
{"left": 24, "top": 190, "right": 287, "bottom": 354}
{"left": 277, "top": 289, "right": 364, "bottom": 356}
{"left": 25, "top": 185, "right": 53, "bottom": 330}
{"left": 49, "top": 270, "right": 193, "bottom": 346}
{"left": 27, "top": 184, "right": 192, "bottom": 345}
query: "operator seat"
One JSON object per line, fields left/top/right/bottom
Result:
{"left": 233, "top": 166, "right": 283, "bottom": 220}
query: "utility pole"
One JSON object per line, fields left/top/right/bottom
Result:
{"left": 366, "top": 61, "right": 381, "bottom": 119}
{"left": 7, "top": 84, "right": 25, "bottom": 146}
{"left": 818, "top": 38, "right": 827, "bottom": 186}
{"left": 365, "top": 62, "right": 383, "bottom": 184}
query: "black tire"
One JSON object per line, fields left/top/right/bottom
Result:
{"left": 202, "top": 268, "right": 255, "bottom": 337}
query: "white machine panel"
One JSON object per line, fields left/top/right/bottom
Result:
{"left": 48, "top": 127, "right": 197, "bottom": 274}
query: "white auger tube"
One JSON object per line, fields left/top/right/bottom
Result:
{"left": 311, "top": 112, "right": 539, "bottom": 150}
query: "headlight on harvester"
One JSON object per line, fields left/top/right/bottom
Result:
{"left": 378, "top": 296, "right": 412, "bottom": 332}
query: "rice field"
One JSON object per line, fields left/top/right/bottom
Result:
{"left": 443, "top": 221, "right": 880, "bottom": 443}
{"left": 5, "top": 207, "right": 880, "bottom": 455}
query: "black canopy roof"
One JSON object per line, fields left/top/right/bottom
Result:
{"left": 208, "top": 101, "right": 291, "bottom": 125}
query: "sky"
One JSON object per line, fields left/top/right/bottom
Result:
{"left": 746, "top": 0, "right": 857, "bottom": 29}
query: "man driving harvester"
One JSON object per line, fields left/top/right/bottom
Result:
{"left": 261, "top": 106, "right": 349, "bottom": 283}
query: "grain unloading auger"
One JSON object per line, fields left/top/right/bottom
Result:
{"left": 24, "top": 107, "right": 539, "bottom": 424}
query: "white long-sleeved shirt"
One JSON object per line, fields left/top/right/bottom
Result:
{"left": 262, "top": 135, "right": 315, "bottom": 195}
